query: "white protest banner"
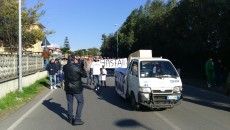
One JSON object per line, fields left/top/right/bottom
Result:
{"left": 99, "top": 58, "right": 127, "bottom": 68}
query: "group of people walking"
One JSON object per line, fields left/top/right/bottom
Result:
{"left": 45, "top": 55, "right": 107, "bottom": 126}
{"left": 45, "top": 58, "right": 63, "bottom": 89}
{"left": 84, "top": 57, "right": 107, "bottom": 91}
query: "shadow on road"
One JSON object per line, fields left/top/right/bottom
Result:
{"left": 94, "top": 86, "right": 156, "bottom": 112}
{"left": 83, "top": 76, "right": 166, "bottom": 112}
{"left": 81, "top": 77, "right": 134, "bottom": 111}
{"left": 96, "top": 86, "right": 133, "bottom": 111}
{"left": 183, "top": 85, "right": 230, "bottom": 112}
{"left": 39, "top": 80, "right": 50, "bottom": 89}
{"left": 115, "top": 119, "right": 154, "bottom": 130}
{"left": 42, "top": 98, "right": 69, "bottom": 122}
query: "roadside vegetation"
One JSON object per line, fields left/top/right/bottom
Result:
{"left": 100, "top": 0, "right": 230, "bottom": 79}
{"left": 0, "top": 78, "right": 48, "bottom": 118}
{"left": 0, "top": 0, "right": 48, "bottom": 52}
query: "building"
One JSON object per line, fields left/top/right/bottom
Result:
{"left": 46, "top": 44, "right": 62, "bottom": 57}
{"left": 0, "top": 23, "right": 45, "bottom": 54}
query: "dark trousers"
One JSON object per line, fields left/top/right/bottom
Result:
{"left": 101, "top": 81, "right": 106, "bottom": 87}
{"left": 66, "top": 93, "right": 84, "bottom": 121}
{"left": 93, "top": 75, "right": 99, "bottom": 89}
{"left": 86, "top": 71, "right": 91, "bottom": 85}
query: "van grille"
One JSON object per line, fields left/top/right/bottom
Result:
{"left": 152, "top": 90, "right": 173, "bottom": 94}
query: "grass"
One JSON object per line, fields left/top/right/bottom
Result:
{"left": 0, "top": 78, "right": 48, "bottom": 117}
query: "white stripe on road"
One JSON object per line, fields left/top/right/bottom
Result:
{"left": 8, "top": 90, "right": 54, "bottom": 130}
{"left": 154, "top": 112, "right": 181, "bottom": 130}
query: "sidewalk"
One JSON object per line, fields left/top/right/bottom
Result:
{"left": 182, "top": 78, "right": 228, "bottom": 96}
{"left": 0, "top": 87, "right": 52, "bottom": 130}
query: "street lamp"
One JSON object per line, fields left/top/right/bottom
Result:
{"left": 18, "top": 0, "right": 23, "bottom": 92}
{"left": 115, "top": 24, "right": 119, "bottom": 58}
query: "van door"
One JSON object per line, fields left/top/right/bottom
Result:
{"left": 128, "top": 61, "right": 139, "bottom": 101}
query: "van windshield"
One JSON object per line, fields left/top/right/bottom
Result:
{"left": 140, "top": 61, "right": 178, "bottom": 78}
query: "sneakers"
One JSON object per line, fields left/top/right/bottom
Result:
{"left": 50, "top": 85, "right": 57, "bottom": 89}
{"left": 73, "top": 120, "right": 84, "bottom": 125}
{"left": 95, "top": 86, "right": 100, "bottom": 91}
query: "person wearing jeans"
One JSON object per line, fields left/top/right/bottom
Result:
{"left": 66, "top": 93, "right": 84, "bottom": 124}
{"left": 63, "top": 56, "right": 87, "bottom": 125}
{"left": 55, "top": 59, "right": 62, "bottom": 85}
{"left": 49, "top": 74, "right": 57, "bottom": 89}
{"left": 46, "top": 59, "right": 58, "bottom": 89}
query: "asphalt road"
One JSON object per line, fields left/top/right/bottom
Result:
{"left": 1, "top": 77, "right": 230, "bottom": 130}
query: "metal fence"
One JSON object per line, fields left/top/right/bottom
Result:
{"left": 0, "top": 54, "right": 44, "bottom": 83}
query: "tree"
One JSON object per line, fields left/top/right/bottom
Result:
{"left": 63, "top": 36, "right": 70, "bottom": 49}
{"left": 61, "top": 37, "right": 71, "bottom": 54}
{"left": 0, "top": 0, "right": 45, "bottom": 52}
{"left": 100, "top": 34, "right": 117, "bottom": 58}
{"left": 74, "top": 49, "right": 87, "bottom": 56}
{"left": 74, "top": 47, "right": 100, "bottom": 57}
{"left": 100, "top": 0, "right": 230, "bottom": 79}
{"left": 88, "top": 47, "right": 100, "bottom": 56}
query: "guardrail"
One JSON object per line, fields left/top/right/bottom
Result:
{"left": 0, "top": 54, "right": 44, "bottom": 83}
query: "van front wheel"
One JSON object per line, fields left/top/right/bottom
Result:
{"left": 130, "top": 93, "right": 139, "bottom": 111}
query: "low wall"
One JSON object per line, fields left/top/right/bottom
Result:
{"left": 0, "top": 71, "right": 48, "bottom": 99}
{"left": 0, "top": 54, "right": 44, "bottom": 83}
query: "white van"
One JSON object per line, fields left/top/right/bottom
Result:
{"left": 115, "top": 50, "right": 182, "bottom": 110}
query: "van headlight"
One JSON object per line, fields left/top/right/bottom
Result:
{"left": 173, "top": 86, "right": 181, "bottom": 93}
{"left": 139, "top": 87, "right": 151, "bottom": 93}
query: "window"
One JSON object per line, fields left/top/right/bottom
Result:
{"left": 140, "top": 61, "right": 178, "bottom": 78}
{"left": 131, "top": 61, "right": 138, "bottom": 77}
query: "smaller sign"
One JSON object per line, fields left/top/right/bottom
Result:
{"left": 99, "top": 58, "right": 127, "bottom": 68}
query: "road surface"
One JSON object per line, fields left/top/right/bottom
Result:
{"left": 1, "top": 77, "right": 230, "bottom": 130}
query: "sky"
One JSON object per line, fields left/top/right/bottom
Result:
{"left": 26, "top": 0, "right": 148, "bottom": 51}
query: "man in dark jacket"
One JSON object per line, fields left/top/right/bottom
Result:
{"left": 55, "top": 58, "right": 62, "bottom": 85}
{"left": 63, "top": 56, "right": 87, "bottom": 125}
{"left": 46, "top": 59, "right": 58, "bottom": 89}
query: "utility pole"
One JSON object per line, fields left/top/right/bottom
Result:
{"left": 44, "top": 36, "right": 48, "bottom": 66}
{"left": 115, "top": 24, "right": 119, "bottom": 58}
{"left": 116, "top": 31, "right": 119, "bottom": 58}
{"left": 18, "top": 0, "right": 23, "bottom": 92}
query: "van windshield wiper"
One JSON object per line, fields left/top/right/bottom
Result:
{"left": 154, "top": 75, "right": 163, "bottom": 78}
{"left": 160, "top": 74, "right": 177, "bottom": 79}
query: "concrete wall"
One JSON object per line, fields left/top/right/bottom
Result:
{"left": 0, "top": 71, "right": 48, "bottom": 99}
{"left": 0, "top": 54, "right": 44, "bottom": 83}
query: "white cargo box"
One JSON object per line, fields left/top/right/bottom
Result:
{"left": 128, "top": 50, "right": 152, "bottom": 62}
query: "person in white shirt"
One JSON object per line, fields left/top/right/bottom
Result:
{"left": 90, "top": 59, "right": 102, "bottom": 90}
{"left": 100, "top": 65, "right": 107, "bottom": 87}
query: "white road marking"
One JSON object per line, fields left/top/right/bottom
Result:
{"left": 154, "top": 112, "right": 181, "bottom": 130}
{"left": 7, "top": 90, "right": 54, "bottom": 130}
